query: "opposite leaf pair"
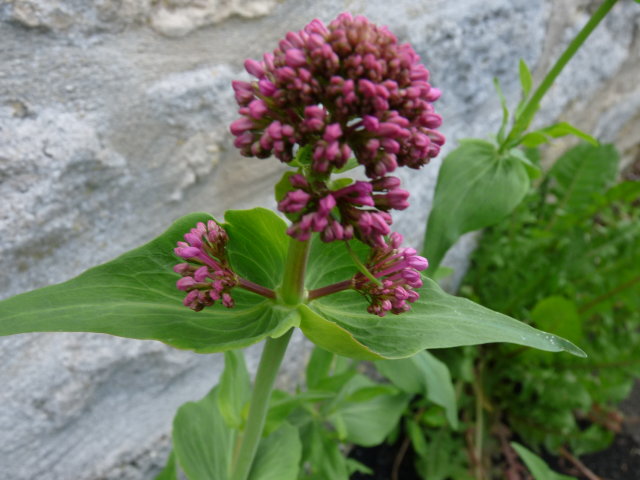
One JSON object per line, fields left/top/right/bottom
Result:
{"left": 0, "top": 207, "right": 585, "bottom": 360}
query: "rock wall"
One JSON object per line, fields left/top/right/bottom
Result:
{"left": 1, "top": 0, "right": 639, "bottom": 478}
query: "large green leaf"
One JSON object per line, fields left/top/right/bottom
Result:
{"left": 307, "top": 276, "right": 585, "bottom": 359}
{"left": 173, "top": 387, "right": 234, "bottom": 480}
{"left": 423, "top": 139, "right": 530, "bottom": 272}
{"left": 173, "top": 386, "right": 301, "bottom": 480}
{"left": 217, "top": 350, "right": 251, "bottom": 429}
{"left": 0, "top": 209, "right": 297, "bottom": 353}
{"left": 376, "top": 351, "right": 458, "bottom": 428}
{"left": 154, "top": 451, "right": 177, "bottom": 480}
{"left": 248, "top": 423, "right": 302, "bottom": 480}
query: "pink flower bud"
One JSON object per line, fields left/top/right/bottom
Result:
{"left": 230, "top": 117, "right": 254, "bottom": 136}
{"left": 323, "top": 123, "right": 342, "bottom": 142}
{"left": 285, "top": 48, "right": 307, "bottom": 67}
{"left": 244, "top": 59, "right": 265, "bottom": 78}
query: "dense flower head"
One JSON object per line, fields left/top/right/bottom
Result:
{"left": 174, "top": 221, "right": 238, "bottom": 311}
{"left": 353, "top": 232, "right": 428, "bottom": 316}
{"left": 279, "top": 174, "right": 409, "bottom": 247}
{"left": 230, "top": 12, "right": 445, "bottom": 178}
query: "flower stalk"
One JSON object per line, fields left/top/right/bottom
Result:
{"left": 229, "top": 329, "right": 294, "bottom": 480}
{"left": 500, "top": 0, "right": 620, "bottom": 151}
{"left": 229, "top": 235, "right": 310, "bottom": 480}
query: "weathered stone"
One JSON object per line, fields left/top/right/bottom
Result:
{"left": 1, "top": 0, "right": 277, "bottom": 37}
{"left": 1, "top": 0, "right": 639, "bottom": 478}
{"left": 150, "top": 0, "right": 278, "bottom": 37}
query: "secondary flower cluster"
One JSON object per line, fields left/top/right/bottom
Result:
{"left": 279, "top": 174, "right": 409, "bottom": 247}
{"left": 353, "top": 232, "right": 428, "bottom": 316}
{"left": 174, "top": 221, "right": 238, "bottom": 311}
{"left": 230, "top": 12, "right": 444, "bottom": 177}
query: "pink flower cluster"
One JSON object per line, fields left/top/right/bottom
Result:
{"left": 353, "top": 232, "right": 428, "bottom": 316}
{"left": 174, "top": 221, "right": 238, "bottom": 311}
{"left": 230, "top": 13, "right": 445, "bottom": 248}
{"left": 230, "top": 13, "right": 444, "bottom": 177}
{"left": 279, "top": 174, "right": 409, "bottom": 247}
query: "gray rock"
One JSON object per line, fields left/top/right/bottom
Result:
{"left": 1, "top": 0, "right": 277, "bottom": 37}
{"left": 1, "top": 0, "right": 639, "bottom": 478}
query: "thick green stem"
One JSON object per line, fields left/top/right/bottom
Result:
{"left": 501, "top": 0, "right": 619, "bottom": 151}
{"left": 279, "top": 239, "right": 311, "bottom": 305}
{"left": 229, "top": 329, "right": 293, "bottom": 480}
{"left": 229, "top": 237, "right": 310, "bottom": 480}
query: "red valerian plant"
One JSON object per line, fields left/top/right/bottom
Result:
{"left": 0, "top": 10, "right": 589, "bottom": 480}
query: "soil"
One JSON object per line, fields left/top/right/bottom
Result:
{"left": 349, "top": 439, "right": 421, "bottom": 480}
{"left": 579, "top": 433, "right": 640, "bottom": 480}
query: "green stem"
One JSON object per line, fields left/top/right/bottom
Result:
{"left": 280, "top": 239, "right": 311, "bottom": 305}
{"left": 472, "top": 372, "right": 485, "bottom": 480}
{"left": 229, "top": 329, "right": 294, "bottom": 480}
{"left": 229, "top": 237, "right": 310, "bottom": 480}
{"left": 500, "top": 0, "right": 619, "bottom": 151}
{"left": 578, "top": 275, "right": 640, "bottom": 314}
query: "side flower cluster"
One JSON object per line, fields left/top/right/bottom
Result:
{"left": 174, "top": 221, "right": 238, "bottom": 311}
{"left": 353, "top": 232, "right": 428, "bottom": 316}
{"left": 279, "top": 174, "right": 409, "bottom": 247}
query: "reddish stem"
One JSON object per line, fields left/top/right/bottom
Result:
{"left": 308, "top": 279, "right": 354, "bottom": 300}
{"left": 238, "top": 278, "right": 276, "bottom": 299}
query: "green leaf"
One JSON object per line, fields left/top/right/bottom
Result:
{"left": 407, "top": 419, "right": 429, "bottom": 457}
{"left": 432, "top": 266, "right": 454, "bottom": 282}
{"left": 305, "top": 233, "right": 368, "bottom": 289}
{"left": 549, "top": 143, "right": 619, "bottom": 216}
{"left": 154, "top": 450, "right": 177, "bottom": 480}
{"left": 173, "top": 387, "right": 234, "bottom": 480}
{"left": 225, "top": 208, "right": 289, "bottom": 289}
{"left": 376, "top": 350, "right": 459, "bottom": 428}
{"left": 306, "top": 346, "right": 335, "bottom": 390}
{"left": 520, "top": 122, "right": 598, "bottom": 148}
{"left": 307, "top": 276, "right": 585, "bottom": 359}
{"left": 298, "top": 304, "right": 384, "bottom": 360}
{"left": 493, "top": 77, "right": 510, "bottom": 143}
{"left": 330, "top": 177, "right": 354, "bottom": 190}
{"left": 0, "top": 209, "right": 297, "bottom": 353}
{"left": 531, "top": 296, "right": 583, "bottom": 345}
{"left": 274, "top": 171, "right": 297, "bottom": 221}
{"left": 248, "top": 423, "right": 301, "bottom": 480}
{"left": 173, "top": 387, "right": 301, "bottom": 480}
{"left": 333, "top": 157, "right": 359, "bottom": 173}
{"left": 415, "top": 429, "right": 472, "bottom": 480}
{"left": 345, "top": 458, "right": 373, "bottom": 475}
{"left": 511, "top": 442, "right": 576, "bottom": 480}
{"left": 508, "top": 147, "right": 542, "bottom": 179}
{"left": 217, "top": 350, "right": 251, "bottom": 429}
{"left": 423, "top": 139, "right": 530, "bottom": 272}
{"left": 345, "top": 241, "right": 381, "bottom": 286}
{"left": 289, "top": 144, "right": 313, "bottom": 167}
{"left": 329, "top": 376, "right": 410, "bottom": 446}
{"left": 299, "top": 422, "right": 350, "bottom": 480}
{"left": 519, "top": 59, "right": 533, "bottom": 98}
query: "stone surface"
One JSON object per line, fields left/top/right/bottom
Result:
{"left": 1, "top": 0, "right": 639, "bottom": 478}
{"left": 1, "top": 0, "right": 277, "bottom": 37}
